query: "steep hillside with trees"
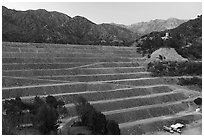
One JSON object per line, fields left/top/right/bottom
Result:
{"left": 135, "top": 15, "right": 202, "bottom": 60}
{"left": 2, "top": 6, "right": 138, "bottom": 46}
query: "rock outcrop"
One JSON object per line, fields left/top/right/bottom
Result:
{"left": 148, "top": 48, "right": 188, "bottom": 62}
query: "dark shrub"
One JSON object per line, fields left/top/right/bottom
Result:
{"left": 194, "top": 97, "right": 202, "bottom": 106}
{"left": 36, "top": 103, "right": 59, "bottom": 134}
{"left": 106, "top": 120, "right": 121, "bottom": 135}
{"left": 147, "top": 61, "right": 202, "bottom": 76}
{"left": 178, "top": 77, "right": 202, "bottom": 88}
{"left": 46, "top": 95, "right": 58, "bottom": 108}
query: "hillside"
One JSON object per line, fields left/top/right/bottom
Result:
{"left": 134, "top": 15, "right": 202, "bottom": 60}
{"left": 128, "top": 18, "right": 187, "bottom": 35}
{"left": 2, "top": 42, "right": 201, "bottom": 135}
{"left": 2, "top": 6, "right": 138, "bottom": 46}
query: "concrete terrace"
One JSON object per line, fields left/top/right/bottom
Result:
{"left": 2, "top": 42, "right": 201, "bottom": 135}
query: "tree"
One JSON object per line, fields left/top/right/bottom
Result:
{"left": 73, "top": 96, "right": 107, "bottom": 134}
{"left": 72, "top": 96, "right": 120, "bottom": 135}
{"left": 35, "top": 95, "right": 59, "bottom": 134}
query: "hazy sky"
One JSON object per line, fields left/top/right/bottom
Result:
{"left": 2, "top": 2, "right": 202, "bottom": 25}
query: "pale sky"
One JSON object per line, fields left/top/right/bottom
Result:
{"left": 2, "top": 2, "right": 202, "bottom": 25}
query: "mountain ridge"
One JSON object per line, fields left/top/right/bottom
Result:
{"left": 127, "top": 18, "right": 187, "bottom": 35}
{"left": 2, "top": 6, "right": 138, "bottom": 46}
{"left": 2, "top": 6, "right": 193, "bottom": 47}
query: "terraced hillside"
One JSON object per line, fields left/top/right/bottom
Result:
{"left": 2, "top": 42, "right": 201, "bottom": 135}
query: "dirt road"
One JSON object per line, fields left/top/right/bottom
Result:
{"left": 150, "top": 119, "right": 202, "bottom": 135}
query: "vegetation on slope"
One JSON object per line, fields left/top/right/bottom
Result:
{"left": 147, "top": 61, "right": 202, "bottom": 77}
{"left": 3, "top": 96, "right": 68, "bottom": 135}
{"left": 2, "top": 6, "right": 138, "bottom": 46}
{"left": 178, "top": 77, "right": 202, "bottom": 89}
{"left": 147, "top": 61, "right": 202, "bottom": 91}
{"left": 135, "top": 15, "right": 202, "bottom": 60}
{"left": 70, "top": 96, "right": 120, "bottom": 135}
{"left": 3, "top": 95, "right": 121, "bottom": 135}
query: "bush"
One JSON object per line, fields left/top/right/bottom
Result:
{"left": 178, "top": 77, "right": 202, "bottom": 88}
{"left": 147, "top": 61, "right": 202, "bottom": 76}
{"left": 194, "top": 97, "right": 202, "bottom": 105}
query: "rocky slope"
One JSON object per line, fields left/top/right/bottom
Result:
{"left": 148, "top": 48, "right": 188, "bottom": 62}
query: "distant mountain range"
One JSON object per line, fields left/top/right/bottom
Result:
{"left": 2, "top": 6, "right": 192, "bottom": 46}
{"left": 127, "top": 18, "right": 187, "bottom": 35}
{"left": 2, "top": 6, "right": 138, "bottom": 46}
{"left": 112, "top": 18, "right": 186, "bottom": 35}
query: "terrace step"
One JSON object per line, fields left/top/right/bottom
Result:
{"left": 2, "top": 62, "right": 93, "bottom": 70}
{"left": 106, "top": 76, "right": 201, "bottom": 87}
{"left": 2, "top": 48, "right": 140, "bottom": 57}
{"left": 2, "top": 52, "right": 142, "bottom": 58}
{"left": 105, "top": 98, "right": 192, "bottom": 124}
{"left": 59, "top": 97, "right": 199, "bottom": 134}
{"left": 2, "top": 82, "right": 131, "bottom": 99}
{"left": 2, "top": 42, "right": 140, "bottom": 53}
{"left": 14, "top": 84, "right": 174, "bottom": 105}
{"left": 19, "top": 88, "right": 196, "bottom": 118}
{"left": 3, "top": 67, "right": 146, "bottom": 77}
{"left": 36, "top": 72, "right": 151, "bottom": 82}
{"left": 2, "top": 43, "right": 138, "bottom": 49}
{"left": 2, "top": 57, "right": 145, "bottom": 64}
{"left": 2, "top": 62, "right": 140, "bottom": 70}
{"left": 2, "top": 76, "right": 68, "bottom": 87}
{"left": 81, "top": 62, "right": 140, "bottom": 68}
{"left": 107, "top": 76, "right": 180, "bottom": 86}
{"left": 2, "top": 49, "right": 141, "bottom": 58}
{"left": 2, "top": 76, "right": 187, "bottom": 99}
{"left": 2, "top": 44, "right": 139, "bottom": 51}
{"left": 64, "top": 89, "right": 192, "bottom": 117}
{"left": 2, "top": 42, "right": 201, "bottom": 135}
